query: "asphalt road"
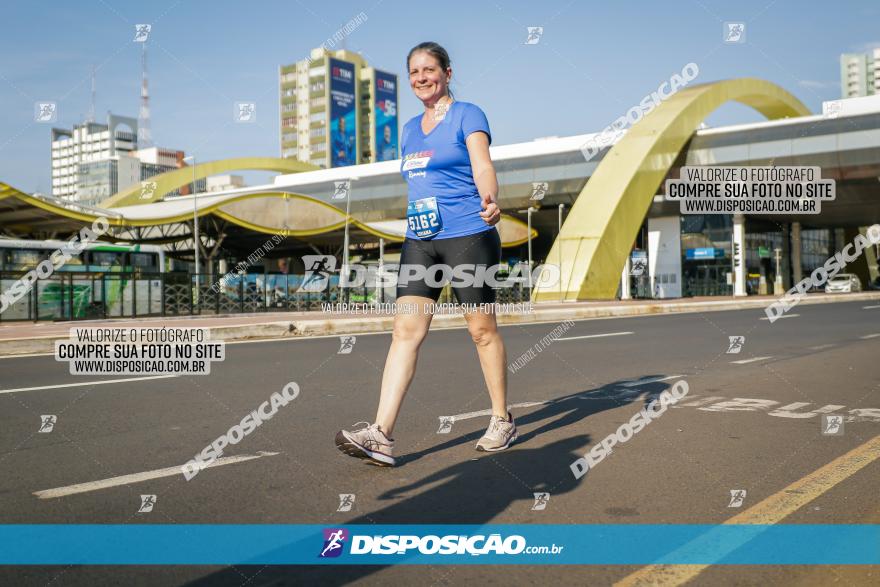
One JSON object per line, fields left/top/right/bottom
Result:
{"left": 0, "top": 300, "right": 878, "bottom": 586}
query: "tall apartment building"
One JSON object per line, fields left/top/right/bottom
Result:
{"left": 840, "top": 48, "right": 880, "bottom": 98}
{"left": 51, "top": 114, "right": 196, "bottom": 205}
{"left": 279, "top": 47, "right": 399, "bottom": 169}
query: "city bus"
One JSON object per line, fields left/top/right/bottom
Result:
{"left": 0, "top": 238, "right": 166, "bottom": 274}
{"left": 0, "top": 238, "right": 167, "bottom": 320}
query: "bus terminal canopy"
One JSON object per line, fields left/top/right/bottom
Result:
{"left": 0, "top": 180, "right": 536, "bottom": 253}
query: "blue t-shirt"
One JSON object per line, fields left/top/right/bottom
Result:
{"left": 400, "top": 101, "right": 493, "bottom": 239}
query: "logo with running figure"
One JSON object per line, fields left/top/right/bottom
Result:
{"left": 319, "top": 528, "right": 349, "bottom": 558}
{"left": 298, "top": 255, "right": 337, "bottom": 292}
{"left": 823, "top": 100, "right": 841, "bottom": 119}
{"left": 530, "top": 182, "right": 548, "bottom": 201}
{"left": 433, "top": 100, "right": 450, "bottom": 121}
{"left": 726, "top": 336, "right": 745, "bottom": 354}
{"left": 821, "top": 414, "right": 844, "bottom": 436}
{"left": 35, "top": 102, "right": 58, "bottom": 123}
{"left": 437, "top": 416, "right": 455, "bottom": 434}
{"left": 332, "top": 180, "right": 350, "bottom": 200}
{"left": 134, "top": 24, "right": 151, "bottom": 42}
{"left": 531, "top": 492, "right": 550, "bottom": 511}
{"left": 630, "top": 258, "right": 647, "bottom": 277}
{"left": 728, "top": 489, "right": 747, "bottom": 508}
{"left": 337, "top": 336, "right": 356, "bottom": 355}
{"left": 138, "top": 494, "right": 156, "bottom": 513}
{"left": 235, "top": 102, "right": 256, "bottom": 123}
{"left": 337, "top": 494, "right": 355, "bottom": 512}
{"left": 723, "top": 22, "right": 746, "bottom": 43}
{"left": 140, "top": 181, "right": 158, "bottom": 200}
{"left": 38, "top": 415, "right": 57, "bottom": 433}
{"left": 525, "top": 27, "right": 544, "bottom": 45}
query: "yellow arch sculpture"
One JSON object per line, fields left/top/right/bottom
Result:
{"left": 100, "top": 157, "right": 319, "bottom": 208}
{"left": 532, "top": 78, "right": 811, "bottom": 302}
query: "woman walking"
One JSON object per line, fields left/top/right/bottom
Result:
{"left": 335, "top": 42, "right": 515, "bottom": 466}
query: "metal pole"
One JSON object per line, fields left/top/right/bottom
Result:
{"left": 342, "top": 182, "right": 351, "bottom": 303}
{"left": 621, "top": 256, "right": 632, "bottom": 300}
{"left": 558, "top": 203, "right": 564, "bottom": 302}
{"left": 378, "top": 237, "right": 385, "bottom": 304}
{"left": 527, "top": 207, "right": 533, "bottom": 291}
{"left": 773, "top": 247, "right": 783, "bottom": 295}
{"left": 183, "top": 155, "right": 200, "bottom": 308}
{"left": 732, "top": 213, "right": 746, "bottom": 297}
{"left": 192, "top": 158, "right": 200, "bottom": 278}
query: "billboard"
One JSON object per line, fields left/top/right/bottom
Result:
{"left": 685, "top": 247, "right": 724, "bottom": 260}
{"left": 329, "top": 58, "right": 356, "bottom": 168}
{"left": 374, "top": 70, "right": 398, "bottom": 162}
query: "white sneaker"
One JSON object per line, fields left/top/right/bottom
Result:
{"left": 335, "top": 422, "right": 396, "bottom": 466}
{"left": 476, "top": 412, "right": 517, "bottom": 452}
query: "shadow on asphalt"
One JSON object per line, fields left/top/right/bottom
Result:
{"left": 185, "top": 376, "right": 675, "bottom": 586}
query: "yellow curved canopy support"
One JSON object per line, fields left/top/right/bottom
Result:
{"left": 1, "top": 182, "right": 535, "bottom": 247}
{"left": 532, "top": 78, "right": 811, "bottom": 301}
{"left": 100, "top": 157, "right": 319, "bottom": 208}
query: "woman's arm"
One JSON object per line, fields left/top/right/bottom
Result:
{"left": 466, "top": 131, "right": 501, "bottom": 226}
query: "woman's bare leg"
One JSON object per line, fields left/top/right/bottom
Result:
{"left": 374, "top": 296, "right": 435, "bottom": 436}
{"left": 463, "top": 309, "right": 508, "bottom": 418}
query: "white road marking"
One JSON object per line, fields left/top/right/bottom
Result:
{"left": 862, "top": 305, "right": 880, "bottom": 309}
{"left": 731, "top": 356, "right": 773, "bottom": 364}
{"left": 0, "top": 352, "right": 60, "bottom": 360}
{"left": 678, "top": 396, "right": 727, "bottom": 408}
{"left": 760, "top": 314, "right": 799, "bottom": 320}
{"left": 443, "top": 378, "right": 687, "bottom": 422}
{"left": 860, "top": 333, "right": 880, "bottom": 339}
{"left": 442, "top": 401, "right": 548, "bottom": 422}
{"left": 33, "top": 451, "right": 279, "bottom": 499}
{"left": 808, "top": 344, "right": 835, "bottom": 351}
{"left": 446, "top": 393, "right": 880, "bottom": 424}
{"left": 557, "top": 331, "right": 633, "bottom": 341}
{"left": 619, "top": 375, "right": 684, "bottom": 387}
{"left": 0, "top": 374, "right": 178, "bottom": 395}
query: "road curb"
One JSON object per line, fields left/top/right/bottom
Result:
{"left": 1, "top": 292, "right": 878, "bottom": 357}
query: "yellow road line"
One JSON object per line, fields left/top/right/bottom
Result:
{"left": 615, "top": 434, "right": 880, "bottom": 587}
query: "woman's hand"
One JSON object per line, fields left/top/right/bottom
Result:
{"left": 480, "top": 195, "right": 501, "bottom": 226}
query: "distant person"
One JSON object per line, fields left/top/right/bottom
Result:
{"left": 379, "top": 124, "right": 396, "bottom": 161}
{"left": 332, "top": 117, "right": 354, "bottom": 166}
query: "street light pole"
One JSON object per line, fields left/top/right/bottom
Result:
{"left": 183, "top": 155, "right": 200, "bottom": 309}
{"left": 526, "top": 207, "right": 533, "bottom": 291}
{"left": 183, "top": 155, "right": 199, "bottom": 278}
{"left": 517, "top": 207, "right": 535, "bottom": 296}
{"left": 378, "top": 237, "right": 385, "bottom": 304}
{"left": 342, "top": 182, "right": 351, "bottom": 303}
{"left": 558, "top": 203, "right": 564, "bottom": 302}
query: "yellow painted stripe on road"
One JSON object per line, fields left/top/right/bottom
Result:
{"left": 615, "top": 434, "right": 880, "bottom": 587}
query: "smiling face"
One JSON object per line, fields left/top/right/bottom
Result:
{"left": 408, "top": 50, "right": 451, "bottom": 105}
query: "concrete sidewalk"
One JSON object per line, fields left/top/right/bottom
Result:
{"left": 1, "top": 291, "right": 878, "bottom": 357}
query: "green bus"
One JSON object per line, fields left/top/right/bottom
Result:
{"left": 0, "top": 238, "right": 166, "bottom": 320}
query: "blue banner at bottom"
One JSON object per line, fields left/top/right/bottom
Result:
{"left": 0, "top": 525, "right": 876, "bottom": 565}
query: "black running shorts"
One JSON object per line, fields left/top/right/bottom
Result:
{"left": 396, "top": 228, "right": 501, "bottom": 304}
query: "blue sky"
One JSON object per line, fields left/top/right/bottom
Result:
{"left": 2, "top": 0, "right": 879, "bottom": 193}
